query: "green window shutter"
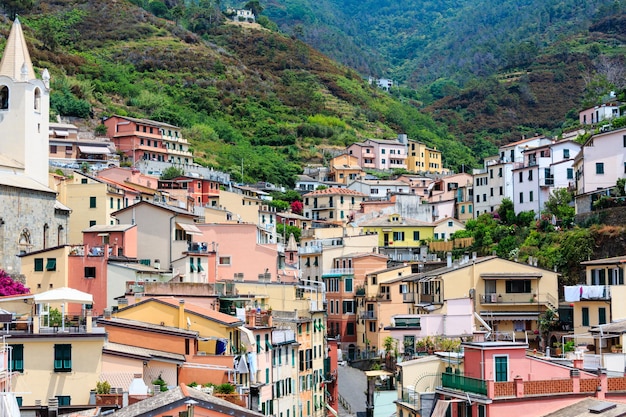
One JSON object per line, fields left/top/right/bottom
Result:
{"left": 46, "top": 258, "right": 57, "bottom": 271}
{"left": 495, "top": 356, "right": 508, "bottom": 382}
{"left": 599, "top": 307, "right": 607, "bottom": 325}
{"left": 34, "top": 258, "right": 44, "bottom": 271}
{"left": 11, "top": 344, "right": 24, "bottom": 372}
{"left": 582, "top": 307, "right": 590, "bottom": 326}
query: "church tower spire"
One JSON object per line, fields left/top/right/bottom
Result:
{"left": 0, "top": 18, "right": 50, "bottom": 186}
{"left": 0, "top": 17, "right": 36, "bottom": 81}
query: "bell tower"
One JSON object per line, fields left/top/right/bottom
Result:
{"left": 0, "top": 18, "right": 50, "bottom": 185}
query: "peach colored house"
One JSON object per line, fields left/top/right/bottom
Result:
{"left": 328, "top": 153, "right": 365, "bottom": 184}
{"left": 347, "top": 138, "right": 407, "bottom": 170}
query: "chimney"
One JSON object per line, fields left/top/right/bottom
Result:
{"left": 446, "top": 252, "right": 452, "bottom": 268}
{"left": 178, "top": 299, "right": 185, "bottom": 329}
{"left": 48, "top": 398, "right": 59, "bottom": 417}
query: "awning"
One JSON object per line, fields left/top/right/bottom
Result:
{"left": 177, "top": 222, "right": 202, "bottom": 235}
{"left": 480, "top": 312, "right": 539, "bottom": 321}
{"left": 54, "top": 130, "right": 69, "bottom": 137}
{"left": 238, "top": 326, "right": 257, "bottom": 350}
{"left": 78, "top": 145, "right": 110, "bottom": 154}
{"left": 481, "top": 273, "right": 542, "bottom": 280}
{"left": 431, "top": 400, "right": 451, "bottom": 417}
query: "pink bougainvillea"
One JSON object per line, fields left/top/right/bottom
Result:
{"left": 0, "top": 270, "right": 29, "bottom": 296}
{"left": 290, "top": 200, "right": 303, "bottom": 215}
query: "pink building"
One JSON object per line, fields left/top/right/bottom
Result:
{"left": 347, "top": 138, "right": 407, "bottom": 170}
{"left": 68, "top": 224, "right": 138, "bottom": 315}
{"left": 195, "top": 223, "right": 278, "bottom": 282}
{"left": 435, "top": 341, "right": 626, "bottom": 417}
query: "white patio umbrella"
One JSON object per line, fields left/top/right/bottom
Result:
{"left": 34, "top": 287, "right": 93, "bottom": 332}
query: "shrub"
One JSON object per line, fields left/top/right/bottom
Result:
{"left": 96, "top": 380, "right": 111, "bottom": 394}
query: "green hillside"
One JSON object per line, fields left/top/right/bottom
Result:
{"left": 0, "top": 0, "right": 478, "bottom": 185}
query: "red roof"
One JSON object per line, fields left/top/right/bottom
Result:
{"left": 303, "top": 187, "right": 367, "bottom": 197}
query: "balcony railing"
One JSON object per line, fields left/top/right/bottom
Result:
{"left": 360, "top": 311, "right": 377, "bottom": 320}
{"left": 480, "top": 293, "right": 550, "bottom": 304}
{"left": 298, "top": 246, "right": 322, "bottom": 255}
{"left": 441, "top": 372, "right": 487, "bottom": 395}
{"left": 403, "top": 293, "right": 415, "bottom": 303}
{"left": 323, "top": 268, "right": 354, "bottom": 276}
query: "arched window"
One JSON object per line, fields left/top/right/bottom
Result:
{"left": 34, "top": 87, "right": 41, "bottom": 111}
{"left": 0, "top": 86, "right": 8, "bottom": 110}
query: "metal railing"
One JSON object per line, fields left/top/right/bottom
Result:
{"left": 441, "top": 372, "right": 487, "bottom": 395}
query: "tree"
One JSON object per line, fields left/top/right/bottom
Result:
{"left": 543, "top": 188, "right": 575, "bottom": 228}
{"left": 290, "top": 200, "right": 303, "bottom": 215}
{"left": 0, "top": 270, "right": 29, "bottom": 296}
{"left": 0, "top": 0, "right": 34, "bottom": 20}
{"left": 244, "top": 0, "right": 263, "bottom": 17}
{"left": 160, "top": 166, "right": 185, "bottom": 180}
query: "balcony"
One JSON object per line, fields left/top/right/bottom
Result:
{"left": 441, "top": 372, "right": 487, "bottom": 395}
{"left": 402, "top": 293, "right": 415, "bottom": 303}
{"left": 480, "top": 292, "right": 550, "bottom": 304}
{"left": 298, "top": 245, "right": 322, "bottom": 255}
{"left": 360, "top": 311, "right": 377, "bottom": 320}
{"left": 322, "top": 268, "right": 354, "bottom": 277}
{"left": 540, "top": 177, "right": 555, "bottom": 187}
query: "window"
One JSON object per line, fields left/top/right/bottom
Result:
{"left": 190, "top": 258, "right": 196, "bottom": 272}
{"left": 56, "top": 396, "right": 71, "bottom": 406}
{"left": 528, "top": 170, "right": 533, "bottom": 181}
{"left": 529, "top": 191, "right": 534, "bottom": 202}
{"left": 567, "top": 168, "right": 573, "bottom": 179}
{"left": 494, "top": 356, "right": 508, "bottom": 382}
{"left": 505, "top": 280, "right": 531, "bottom": 293}
{"left": 490, "top": 188, "right": 494, "bottom": 197}
{"left": 89, "top": 220, "right": 96, "bottom": 227}
{"left": 34, "top": 258, "right": 44, "bottom": 271}
{"left": 89, "top": 197, "right": 96, "bottom": 208}
{"left": 81, "top": 178, "right": 88, "bottom": 184}
{"left": 46, "top": 258, "right": 57, "bottom": 271}
{"left": 582, "top": 307, "right": 590, "bottom": 326}
{"left": 54, "top": 344, "right": 72, "bottom": 372}
{"left": 84, "top": 267, "right": 96, "bottom": 278}
{"left": 10, "top": 344, "right": 23, "bottom": 373}
{"left": 623, "top": 135, "right": 626, "bottom": 147}
{"left": 519, "top": 192, "right": 524, "bottom": 204}
{"left": 218, "top": 256, "right": 231, "bottom": 265}
{"left": 346, "top": 322, "right": 355, "bottom": 335}
{"left": 498, "top": 167, "right": 503, "bottom": 177}
{"left": 519, "top": 172, "right": 523, "bottom": 183}
{"left": 599, "top": 307, "right": 607, "bottom": 325}
{"left": 499, "top": 186, "right": 503, "bottom": 195}
{"left": 596, "top": 163, "right": 604, "bottom": 174}
{"left": 0, "top": 85, "right": 8, "bottom": 109}
{"left": 342, "top": 300, "right": 354, "bottom": 314}
{"left": 563, "top": 149, "right": 570, "bottom": 158}
{"left": 393, "top": 231, "right": 405, "bottom": 241}
{"left": 345, "top": 277, "right": 353, "bottom": 292}
{"left": 461, "top": 206, "right": 465, "bottom": 214}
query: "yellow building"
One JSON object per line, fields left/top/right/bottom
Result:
{"left": 20, "top": 246, "right": 71, "bottom": 297}
{"left": 564, "top": 256, "right": 626, "bottom": 346}
{"left": 403, "top": 256, "right": 559, "bottom": 345}
{"left": 206, "top": 188, "right": 263, "bottom": 224}
{"left": 8, "top": 333, "right": 105, "bottom": 407}
{"left": 406, "top": 140, "right": 443, "bottom": 174}
{"left": 54, "top": 171, "right": 130, "bottom": 244}
{"left": 355, "top": 264, "right": 414, "bottom": 358}
{"left": 328, "top": 154, "right": 365, "bottom": 185}
{"left": 302, "top": 188, "right": 367, "bottom": 225}
{"left": 360, "top": 213, "right": 435, "bottom": 256}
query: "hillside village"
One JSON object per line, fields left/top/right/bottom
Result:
{"left": 3, "top": 15, "right": 626, "bottom": 417}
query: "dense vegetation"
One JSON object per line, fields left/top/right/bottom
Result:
{"left": 0, "top": 0, "right": 481, "bottom": 186}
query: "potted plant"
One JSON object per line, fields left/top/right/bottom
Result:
{"left": 554, "top": 342, "right": 562, "bottom": 357}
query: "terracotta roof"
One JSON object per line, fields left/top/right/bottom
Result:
{"left": 303, "top": 187, "right": 367, "bottom": 197}
{"left": 581, "top": 255, "right": 626, "bottom": 265}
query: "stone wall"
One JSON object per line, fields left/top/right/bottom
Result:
{"left": 0, "top": 185, "right": 66, "bottom": 274}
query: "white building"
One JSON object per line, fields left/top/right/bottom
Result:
{"left": 472, "top": 156, "right": 514, "bottom": 217}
